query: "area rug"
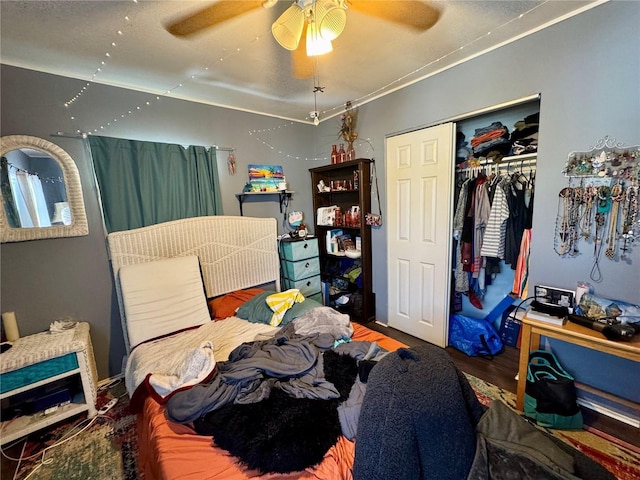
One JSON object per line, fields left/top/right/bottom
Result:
{"left": 10, "top": 380, "right": 140, "bottom": 480}
{"left": 465, "top": 373, "right": 640, "bottom": 480}
{"left": 9, "top": 375, "right": 640, "bottom": 480}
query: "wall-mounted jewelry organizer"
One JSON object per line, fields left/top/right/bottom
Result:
{"left": 556, "top": 136, "right": 639, "bottom": 282}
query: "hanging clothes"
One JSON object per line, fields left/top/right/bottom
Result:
{"left": 504, "top": 174, "right": 531, "bottom": 269}
{"left": 454, "top": 179, "right": 471, "bottom": 294}
{"left": 472, "top": 178, "right": 491, "bottom": 278}
{"left": 512, "top": 179, "right": 535, "bottom": 297}
{"left": 480, "top": 177, "right": 510, "bottom": 259}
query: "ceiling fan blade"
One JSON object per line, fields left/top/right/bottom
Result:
{"left": 166, "top": 1, "right": 265, "bottom": 37}
{"left": 348, "top": 0, "right": 440, "bottom": 31}
{"left": 292, "top": 24, "right": 314, "bottom": 79}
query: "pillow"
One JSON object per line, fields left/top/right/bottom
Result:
{"left": 119, "top": 256, "right": 210, "bottom": 349}
{"left": 208, "top": 288, "right": 265, "bottom": 320}
{"left": 236, "top": 292, "right": 323, "bottom": 326}
{"left": 282, "top": 298, "right": 324, "bottom": 324}
{"left": 235, "top": 292, "right": 273, "bottom": 324}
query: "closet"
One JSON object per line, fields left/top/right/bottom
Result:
{"left": 386, "top": 96, "right": 540, "bottom": 346}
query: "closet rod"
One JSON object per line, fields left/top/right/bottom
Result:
{"left": 457, "top": 156, "right": 536, "bottom": 173}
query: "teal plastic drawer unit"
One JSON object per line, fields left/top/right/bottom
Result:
{"left": 281, "top": 257, "right": 320, "bottom": 280}
{"left": 282, "top": 275, "right": 322, "bottom": 297}
{"left": 280, "top": 237, "right": 319, "bottom": 261}
{"left": 280, "top": 237, "right": 322, "bottom": 302}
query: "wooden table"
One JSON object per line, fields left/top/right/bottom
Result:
{"left": 516, "top": 314, "right": 640, "bottom": 411}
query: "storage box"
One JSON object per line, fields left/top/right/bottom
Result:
{"left": 282, "top": 275, "right": 321, "bottom": 297}
{"left": 281, "top": 257, "right": 320, "bottom": 280}
{"left": 500, "top": 306, "right": 524, "bottom": 347}
{"left": 280, "top": 237, "right": 319, "bottom": 261}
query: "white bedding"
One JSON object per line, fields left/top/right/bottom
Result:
{"left": 124, "top": 317, "right": 277, "bottom": 398}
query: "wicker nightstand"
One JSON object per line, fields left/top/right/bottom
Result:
{"left": 0, "top": 322, "right": 98, "bottom": 444}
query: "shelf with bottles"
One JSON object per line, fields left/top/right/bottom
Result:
{"left": 316, "top": 206, "right": 362, "bottom": 230}
{"left": 330, "top": 143, "right": 357, "bottom": 165}
{"left": 310, "top": 158, "right": 374, "bottom": 323}
{"left": 315, "top": 170, "right": 361, "bottom": 195}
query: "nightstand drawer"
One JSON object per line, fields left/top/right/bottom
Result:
{"left": 282, "top": 257, "right": 320, "bottom": 280}
{"left": 0, "top": 353, "right": 78, "bottom": 394}
{"left": 283, "top": 275, "right": 321, "bottom": 297}
{"left": 280, "top": 237, "right": 319, "bottom": 261}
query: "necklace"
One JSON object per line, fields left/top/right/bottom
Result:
{"left": 554, "top": 187, "right": 573, "bottom": 256}
{"left": 605, "top": 184, "right": 623, "bottom": 259}
{"left": 579, "top": 185, "right": 597, "bottom": 239}
{"left": 620, "top": 183, "right": 638, "bottom": 260}
{"left": 569, "top": 186, "right": 582, "bottom": 255}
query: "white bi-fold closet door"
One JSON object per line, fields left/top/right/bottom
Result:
{"left": 386, "top": 123, "right": 455, "bottom": 347}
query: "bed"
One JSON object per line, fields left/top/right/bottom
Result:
{"left": 107, "top": 216, "right": 408, "bottom": 480}
{"left": 107, "top": 216, "right": 615, "bottom": 480}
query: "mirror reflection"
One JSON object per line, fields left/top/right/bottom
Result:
{"left": 0, "top": 135, "right": 88, "bottom": 243}
{"left": 1, "top": 149, "right": 71, "bottom": 228}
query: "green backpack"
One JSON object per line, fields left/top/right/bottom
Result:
{"left": 524, "top": 350, "right": 583, "bottom": 429}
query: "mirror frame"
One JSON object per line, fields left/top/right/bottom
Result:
{"left": 1, "top": 135, "right": 89, "bottom": 242}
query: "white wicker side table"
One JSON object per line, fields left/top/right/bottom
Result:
{"left": 0, "top": 322, "right": 98, "bottom": 445}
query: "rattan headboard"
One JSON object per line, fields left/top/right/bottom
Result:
{"left": 107, "top": 215, "right": 280, "bottom": 352}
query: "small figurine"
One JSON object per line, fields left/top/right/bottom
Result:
{"left": 317, "top": 180, "right": 330, "bottom": 192}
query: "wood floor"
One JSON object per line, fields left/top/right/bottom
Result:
{"left": 367, "top": 321, "right": 640, "bottom": 449}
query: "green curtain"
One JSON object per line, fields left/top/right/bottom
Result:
{"left": 89, "top": 136, "right": 222, "bottom": 233}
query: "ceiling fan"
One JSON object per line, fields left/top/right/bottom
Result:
{"left": 165, "top": 0, "right": 440, "bottom": 78}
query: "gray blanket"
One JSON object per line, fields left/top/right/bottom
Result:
{"left": 353, "top": 342, "right": 615, "bottom": 480}
{"left": 166, "top": 308, "right": 358, "bottom": 424}
{"left": 354, "top": 344, "right": 485, "bottom": 480}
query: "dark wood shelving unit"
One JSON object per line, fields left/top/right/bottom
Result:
{"left": 309, "top": 159, "right": 374, "bottom": 323}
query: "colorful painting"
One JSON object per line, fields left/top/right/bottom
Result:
{"left": 248, "top": 164, "right": 284, "bottom": 180}
{"left": 248, "top": 164, "right": 284, "bottom": 191}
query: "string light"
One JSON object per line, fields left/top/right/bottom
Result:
{"left": 64, "top": 4, "right": 135, "bottom": 108}
{"left": 247, "top": 123, "right": 327, "bottom": 162}
{"left": 315, "top": 1, "right": 549, "bottom": 121}
{"left": 6, "top": 163, "right": 64, "bottom": 184}
{"left": 84, "top": 31, "right": 268, "bottom": 133}
{"left": 78, "top": 1, "right": 544, "bottom": 146}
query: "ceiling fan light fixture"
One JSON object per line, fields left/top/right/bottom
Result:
{"left": 272, "top": 3, "right": 305, "bottom": 51}
{"left": 315, "top": 0, "right": 347, "bottom": 41}
{"left": 306, "top": 20, "right": 333, "bottom": 56}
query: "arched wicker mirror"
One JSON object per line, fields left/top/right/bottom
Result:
{"left": 1, "top": 135, "right": 88, "bottom": 242}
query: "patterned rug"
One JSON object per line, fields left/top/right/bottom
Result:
{"left": 465, "top": 373, "right": 640, "bottom": 480}
{"left": 8, "top": 376, "right": 640, "bottom": 480}
{"left": 9, "top": 380, "right": 140, "bottom": 480}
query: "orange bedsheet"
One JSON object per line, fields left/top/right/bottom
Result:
{"left": 137, "top": 323, "right": 406, "bottom": 480}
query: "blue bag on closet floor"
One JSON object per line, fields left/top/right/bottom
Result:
{"left": 448, "top": 314, "right": 504, "bottom": 359}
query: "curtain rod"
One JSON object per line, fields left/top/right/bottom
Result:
{"left": 50, "top": 133, "right": 234, "bottom": 152}
{"left": 50, "top": 132, "right": 86, "bottom": 139}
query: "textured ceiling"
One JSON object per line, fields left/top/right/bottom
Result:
{"left": 0, "top": 0, "right": 602, "bottom": 124}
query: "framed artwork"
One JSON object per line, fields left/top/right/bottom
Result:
{"left": 248, "top": 164, "right": 284, "bottom": 191}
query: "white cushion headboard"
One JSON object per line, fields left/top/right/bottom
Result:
{"left": 107, "top": 215, "right": 280, "bottom": 352}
